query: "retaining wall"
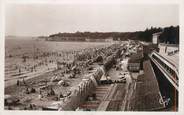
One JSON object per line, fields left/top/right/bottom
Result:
{"left": 59, "top": 49, "right": 121, "bottom": 110}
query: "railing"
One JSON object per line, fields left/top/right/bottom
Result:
{"left": 151, "top": 51, "right": 178, "bottom": 75}
{"left": 149, "top": 51, "right": 178, "bottom": 91}
{"left": 159, "top": 43, "right": 179, "bottom": 48}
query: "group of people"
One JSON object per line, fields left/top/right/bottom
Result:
{"left": 74, "top": 44, "right": 120, "bottom": 62}
{"left": 11, "top": 43, "right": 121, "bottom": 78}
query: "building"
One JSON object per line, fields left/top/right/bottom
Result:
{"left": 85, "top": 37, "right": 114, "bottom": 42}
{"left": 152, "top": 32, "right": 162, "bottom": 44}
{"left": 48, "top": 36, "right": 86, "bottom": 41}
{"left": 105, "top": 37, "right": 114, "bottom": 42}
{"left": 85, "top": 38, "right": 105, "bottom": 42}
{"left": 127, "top": 52, "right": 143, "bottom": 72}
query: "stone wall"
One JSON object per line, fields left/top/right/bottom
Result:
{"left": 59, "top": 49, "right": 121, "bottom": 110}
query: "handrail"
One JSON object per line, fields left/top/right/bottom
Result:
{"left": 151, "top": 57, "right": 178, "bottom": 84}
{"left": 150, "top": 56, "right": 178, "bottom": 91}
{"left": 152, "top": 51, "right": 178, "bottom": 73}
{"left": 159, "top": 43, "right": 179, "bottom": 47}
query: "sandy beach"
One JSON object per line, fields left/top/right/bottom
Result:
{"left": 5, "top": 38, "right": 116, "bottom": 110}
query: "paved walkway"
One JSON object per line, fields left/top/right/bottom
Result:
{"left": 128, "top": 60, "right": 165, "bottom": 111}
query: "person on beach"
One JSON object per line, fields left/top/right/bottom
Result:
{"left": 16, "top": 80, "right": 20, "bottom": 86}
{"left": 165, "top": 46, "right": 167, "bottom": 53}
{"left": 25, "top": 87, "right": 29, "bottom": 94}
{"left": 58, "top": 92, "right": 64, "bottom": 100}
{"left": 23, "top": 78, "right": 26, "bottom": 85}
{"left": 38, "top": 94, "right": 42, "bottom": 100}
{"left": 30, "top": 87, "right": 36, "bottom": 93}
{"left": 47, "top": 87, "right": 55, "bottom": 96}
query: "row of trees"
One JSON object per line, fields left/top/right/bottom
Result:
{"left": 47, "top": 25, "right": 179, "bottom": 44}
{"left": 139, "top": 26, "right": 179, "bottom": 44}
{"left": 160, "top": 26, "right": 179, "bottom": 44}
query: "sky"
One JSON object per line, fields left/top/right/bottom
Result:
{"left": 5, "top": 4, "right": 179, "bottom": 36}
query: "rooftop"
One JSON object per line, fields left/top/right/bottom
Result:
{"left": 152, "top": 32, "right": 162, "bottom": 36}
{"left": 128, "top": 53, "right": 143, "bottom": 63}
{"left": 158, "top": 44, "right": 179, "bottom": 68}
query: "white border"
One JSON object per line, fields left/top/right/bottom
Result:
{"left": 4, "top": 0, "right": 181, "bottom": 4}
{"left": 0, "top": 0, "right": 184, "bottom": 115}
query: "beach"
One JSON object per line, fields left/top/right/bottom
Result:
{"left": 5, "top": 37, "right": 116, "bottom": 110}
